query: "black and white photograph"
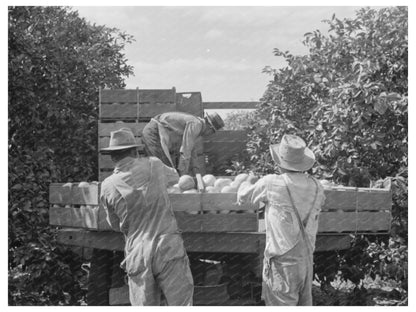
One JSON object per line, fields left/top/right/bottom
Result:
{"left": 7, "top": 1, "right": 410, "bottom": 307}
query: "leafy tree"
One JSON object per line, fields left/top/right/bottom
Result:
{"left": 238, "top": 6, "right": 407, "bottom": 296}
{"left": 8, "top": 6, "right": 134, "bottom": 305}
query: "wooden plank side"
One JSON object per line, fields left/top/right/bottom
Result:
{"left": 72, "top": 183, "right": 100, "bottom": 205}
{"left": 100, "top": 103, "right": 138, "bottom": 119}
{"left": 204, "top": 130, "right": 247, "bottom": 143}
{"left": 49, "top": 206, "right": 113, "bottom": 231}
{"left": 176, "top": 92, "right": 203, "bottom": 117}
{"left": 318, "top": 211, "right": 391, "bottom": 233}
{"left": 98, "top": 122, "right": 147, "bottom": 137}
{"left": 109, "top": 286, "right": 130, "bottom": 306}
{"left": 201, "top": 193, "right": 256, "bottom": 212}
{"left": 182, "top": 232, "right": 260, "bottom": 253}
{"left": 203, "top": 102, "right": 260, "bottom": 109}
{"left": 100, "top": 89, "right": 137, "bottom": 104}
{"left": 139, "top": 103, "right": 177, "bottom": 118}
{"left": 50, "top": 183, "right": 99, "bottom": 205}
{"left": 170, "top": 194, "right": 202, "bottom": 212}
{"left": 56, "top": 229, "right": 352, "bottom": 253}
{"left": 323, "top": 187, "right": 392, "bottom": 211}
{"left": 49, "top": 183, "right": 73, "bottom": 204}
{"left": 139, "top": 89, "right": 175, "bottom": 103}
{"left": 200, "top": 213, "right": 258, "bottom": 232}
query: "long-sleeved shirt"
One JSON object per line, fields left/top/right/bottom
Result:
{"left": 152, "top": 112, "right": 205, "bottom": 175}
{"left": 238, "top": 172, "right": 325, "bottom": 258}
{"left": 100, "top": 156, "right": 179, "bottom": 239}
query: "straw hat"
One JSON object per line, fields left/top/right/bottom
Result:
{"left": 100, "top": 128, "right": 139, "bottom": 151}
{"left": 205, "top": 112, "right": 225, "bottom": 131}
{"left": 269, "top": 134, "right": 315, "bottom": 172}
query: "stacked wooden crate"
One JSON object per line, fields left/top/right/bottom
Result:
{"left": 98, "top": 88, "right": 205, "bottom": 180}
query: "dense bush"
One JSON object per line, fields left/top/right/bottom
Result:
{"left": 232, "top": 6, "right": 408, "bottom": 298}
{"left": 8, "top": 6, "right": 134, "bottom": 305}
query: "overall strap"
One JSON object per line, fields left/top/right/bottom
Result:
{"left": 282, "top": 174, "right": 319, "bottom": 253}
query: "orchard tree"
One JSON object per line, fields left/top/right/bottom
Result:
{"left": 8, "top": 6, "right": 134, "bottom": 304}
{"left": 242, "top": 6, "right": 407, "bottom": 294}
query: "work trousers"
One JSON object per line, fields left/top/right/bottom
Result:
{"left": 142, "top": 120, "right": 177, "bottom": 168}
{"left": 127, "top": 234, "right": 194, "bottom": 306}
{"left": 262, "top": 237, "right": 313, "bottom": 306}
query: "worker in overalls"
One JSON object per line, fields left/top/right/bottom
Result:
{"left": 100, "top": 128, "right": 194, "bottom": 305}
{"left": 141, "top": 111, "right": 224, "bottom": 176}
{"left": 237, "top": 134, "right": 325, "bottom": 305}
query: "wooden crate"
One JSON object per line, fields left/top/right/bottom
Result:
{"left": 99, "top": 88, "right": 177, "bottom": 121}
{"left": 49, "top": 182, "right": 259, "bottom": 233}
{"left": 49, "top": 181, "right": 392, "bottom": 235}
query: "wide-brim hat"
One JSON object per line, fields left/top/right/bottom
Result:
{"left": 269, "top": 134, "right": 315, "bottom": 172}
{"left": 206, "top": 112, "right": 225, "bottom": 131}
{"left": 100, "top": 128, "right": 139, "bottom": 151}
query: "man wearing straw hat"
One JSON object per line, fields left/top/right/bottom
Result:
{"left": 100, "top": 128, "right": 194, "bottom": 305}
{"left": 141, "top": 111, "right": 224, "bottom": 176}
{"left": 237, "top": 134, "right": 325, "bottom": 306}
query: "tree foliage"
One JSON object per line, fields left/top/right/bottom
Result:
{"left": 8, "top": 6, "right": 134, "bottom": 305}
{"left": 238, "top": 6, "right": 407, "bottom": 293}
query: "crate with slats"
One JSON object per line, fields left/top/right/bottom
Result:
{"left": 49, "top": 180, "right": 391, "bottom": 234}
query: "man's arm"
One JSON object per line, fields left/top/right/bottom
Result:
{"left": 163, "top": 162, "right": 180, "bottom": 187}
{"left": 100, "top": 182, "right": 121, "bottom": 232}
{"left": 178, "top": 121, "right": 203, "bottom": 175}
{"left": 237, "top": 176, "right": 269, "bottom": 206}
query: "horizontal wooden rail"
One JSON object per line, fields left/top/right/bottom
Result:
{"left": 203, "top": 102, "right": 259, "bottom": 109}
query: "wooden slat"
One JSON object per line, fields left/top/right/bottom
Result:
{"left": 323, "top": 187, "right": 392, "bottom": 211}
{"left": 201, "top": 193, "right": 256, "bottom": 212}
{"left": 72, "top": 183, "right": 100, "bottom": 205}
{"left": 100, "top": 103, "right": 138, "bottom": 119}
{"left": 203, "top": 102, "right": 260, "bottom": 109}
{"left": 204, "top": 130, "right": 247, "bottom": 142}
{"left": 49, "top": 183, "right": 99, "bottom": 205}
{"left": 98, "top": 122, "right": 147, "bottom": 136}
{"left": 49, "top": 206, "right": 113, "bottom": 231}
{"left": 56, "top": 229, "right": 352, "bottom": 253}
{"left": 169, "top": 193, "right": 256, "bottom": 212}
{"left": 318, "top": 211, "right": 391, "bottom": 233}
{"left": 100, "top": 89, "right": 138, "bottom": 104}
{"left": 258, "top": 211, "right": 391, "bottom": 233}
{"left": 138, "top": 102, "right": 177, "bottom": 118}
{"left": 139, "top": 89, "right": 175, "bottom": 103}
{"left": 174, "top": 212, "right": 258, "bottom": 232}
{"left": 49, "top": 183, "right": 73, "bottom": 204}
{"left": 182, "top": 232, "right": 260, "bottom": 253}
{"left": 176, "top": 92, "right": 203, "bottom": 117}
{"left": 109, "top": 286, "right": 130, "bottom": 306}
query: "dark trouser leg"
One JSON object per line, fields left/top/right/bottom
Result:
{"left": 141, "top": 120, "right": 173, "bottom": 167}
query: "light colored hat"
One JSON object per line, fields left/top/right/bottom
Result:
{"left": 205, "top": 112, "right": 225, "bottom": 131}
{"left": 269, "top": 134, "right": 315, "bottom": 172}
{"left": 100, "top": 128, "right": 139, "bottom": 151}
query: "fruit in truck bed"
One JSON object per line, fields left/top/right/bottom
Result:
{"left": 246, "top": 174, "right": 259, "bottom": 184}
{"left": 221, "top": 185, "right": 238, "bottom": 193}
{"left": 167, "top": 185, "right": 181, "bottom": 193}
{"left": 205, "top": 186, "right": 219, "bottom": 193}
{"left": 202, "top": 174, "right": 216, "bottom": 187}
{"left": 234, "top": 173, "right": 249, "bottom": 184}
{"left": 78, "top": 181, "right": 89, "bottom": 188}
{"left": 178, "top": 175, "right": 196, "bottom": 191}
{"left": 214, "top": 178, "right": 232, "bottom": 190}
{"left": 238, "top": 181, "right": 252, "bottom": 192}
{"left": 183, "top": 189, "right": 198, "bottom": 193}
